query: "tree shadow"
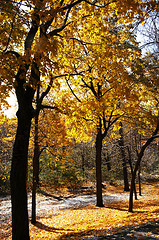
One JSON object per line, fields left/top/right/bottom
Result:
{"left": 57, "top": 220, "right": 159, "bottom": 240}
{"left": 33, "top": 221, "right": 72, "bottom": 232}
{"left": 38, "top": 189, "right": 63, "bottom": 201}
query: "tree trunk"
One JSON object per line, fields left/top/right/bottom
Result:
{"left": 138, "top": 166, "right": 141, "bottom": 196}
{"left": 127, "top": 146, "right": 137, "bottom": 199}
{"left": 104, "top": 152, "right": 111, "bottom": 171}
{"left": 31, "top": 112, "right": 40, "bottom": 224}
{"left": 119, "top": 122, "right": 129, "bottom": 191}
{"left": 10, "top": 110, "right": 32, "bottom": 240}
{"left": 122, "top": 159, "right": 130, "bottom": 191}
{"left": 31, "top": 83, "right": 40, "bottom": 224}
{"left": 129, "top": 172, "right": 135, "bottom": 212}
{"left": 81, "top": 153, "right": 85, "bottom": 177}
{"left": 95, "top": 119, "right": 104, "bottom": 207}
{"left": 129, "top": 120, "right": 159, "bottom": 212}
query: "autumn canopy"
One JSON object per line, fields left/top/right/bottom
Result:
{"left": 0, "top": 0, "right": 159, "bottom": 239}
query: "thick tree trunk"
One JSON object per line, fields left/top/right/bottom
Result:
{"left": 10, "top": 110, "right": 32, "bottom": 240}
{"left": 95, "top": 120, "right": 104, "bottom": 207}
{"left": 119, "top": 122, "right": 129, "bottom": 191}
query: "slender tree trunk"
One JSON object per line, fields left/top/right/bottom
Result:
{"left": 134, "top": 180, "right": 137, "bottom": 200}
{"left": 31, "top": 83, "right": 40, "bottom": 224}
{"left": 81, "top": 153, "right": 85, "bottom": 177}
{"left": 129, "top": 173, "right": 135, "bottom": 212}
{"left": 104, "top": 152, "right": 111, "bottom": 171}
{"left": 129, "top": 120, "right": 159, "bottom": 212}
{"left": 127, "top": 146, "right": 137, "bottom": 199}
{"left": 138, "top": 165, "right": 141, "bottom": 196}
{"left": 129, "top": 166, "right": 139, "bottom": 212}
{"left": 31, "top": 112, "right": 40, "bottom": 224}
{"left": 10, "top": 110, "right": 32, "bottom": 240}
{"left": 95, "top": 119, "right": 104, "bottom": 207}
{"left": 122, "top": 159, "right": 130, "bottom": 191}
{"left": 119, "top": 122, "right": 129, "bottom": 191}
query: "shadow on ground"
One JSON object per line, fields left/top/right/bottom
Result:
{"left": 56, "top": 220, "right": 159, "bottom": 239}
{"left": 33, "top": 221, "right": 72, "bottom": 233}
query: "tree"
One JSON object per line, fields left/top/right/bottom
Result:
{"left": 61, "top": 16, "right": 144, "bottom": 206}
{"left": 129, "top": 118, "right": 159, "bottom": 212}
{"left": 0, "top": 0, "right": 158, "bottom": 239}
{"left": 128, "top": 12, "right": 159, "bottom": 212}
{"left": 118, "top": 122, "right": 129, "bottom": 191}
{"left": 31, "top": 76, "right": 64, "bottom": 224}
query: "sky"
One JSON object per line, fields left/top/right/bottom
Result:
{"left": 3, "top": 92, "right": 17, "bottom": 118}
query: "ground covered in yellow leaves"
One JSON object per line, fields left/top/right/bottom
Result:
{"left": 1, "top": 182, "right": 159, "bottom": 239}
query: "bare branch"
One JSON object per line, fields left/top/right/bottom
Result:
{"left": 66, "top": 77, "right": 82, "bottom": 102}
{"left": 48, "top": 6, "right": 72, "bottom": 37}
{"left": 4, "top": 50, "right": 20, "bottom": 58}
{"left": 25, "top": 8, "right": 40, "bottom": 50}
{"left": 84, "top": 0, "right": 116, "bottom": 8}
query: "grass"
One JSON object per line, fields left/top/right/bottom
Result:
{"left": 1, "top": 181, "right": 159, "bottom": 239}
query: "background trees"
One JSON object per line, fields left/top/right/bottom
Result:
{"left": 0, "top": 0, "right": 159, "bottom": 239}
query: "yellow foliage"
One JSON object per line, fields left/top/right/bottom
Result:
{"left": 2, "top": 182, "right": 159, "bottom": 239}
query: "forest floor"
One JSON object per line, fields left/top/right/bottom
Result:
{"left": 1, "top": 181, "right": 159, "bottom": 239}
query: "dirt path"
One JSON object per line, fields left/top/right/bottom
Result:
{"left": 0, "top": 191, "right": 129, "bottom": 223}
{"left": 1, "top": 183, "right": 159, "bottom": 239}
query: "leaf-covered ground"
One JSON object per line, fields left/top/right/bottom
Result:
{"left": 1, "top": 182, "right": 159, "bottom": 239}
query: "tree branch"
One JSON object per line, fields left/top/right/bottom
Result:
{"left": 4, "top": 51, "right": 20, "bottom": 58}
{"left": 25, "top": 8, "right": 40, "bottom": 50}
{"left": 48, "top": 6, "right": 72, "bottom": 37}
{"left": 66, "top": 77, "right": 82, "bottom": 102}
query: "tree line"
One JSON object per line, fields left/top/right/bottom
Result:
{"left": 0, "top": 1, "right": 159, "bottom": 239}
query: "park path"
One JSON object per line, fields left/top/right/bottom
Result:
{"left": 0, "top": 190, "right": 129, "bottom": 223}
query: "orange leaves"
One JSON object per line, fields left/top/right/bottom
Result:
{"left": 2, "top": 182, "right": 159, "bottom": 239}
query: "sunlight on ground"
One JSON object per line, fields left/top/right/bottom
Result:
{"left": 2, "top": 182, "right": 159, "bottom": 239}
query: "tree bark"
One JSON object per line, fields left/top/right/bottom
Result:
{"left": 31, "top": 83, "right": 40, "bottom": 224}
{"left": 129, "top": 172, "right": 135, "bottom": 212}
{"left": 10, "top": 109, "right": 32, "bottom": 240}
{"left": 127, "top": 146, "right": 137, "bottom": 199}
{"left": 103, "top": 152, "right": 111, "bottom": 171}
{"left": 81, "top": 153, "right": 85, "bottom": 177}
{"left": 10, "top": 58, "right": 36, "bottom": 238}
{"left": 129, "top": 164, "right": 138, "bottom": 212}
{"left": 95, "top": 118, "right": 104, "bottom": 207}
{"left": 119, "top": 122, "right": 129, "bottom": 191}
{"left": 31, "top": 111, "right": 40, "bottom": 224}
{"left": 138, "top": 165, "right": 141, "bottom": 196}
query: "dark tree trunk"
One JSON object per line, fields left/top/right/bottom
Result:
{"left": 129, "top": 162, "right": 139, "bottom": 212}
{"left": 31, "top": 112, "right": 40, "bottom": 224}
{"left": 81, "top": 146, "right": 85, "bottom": 177}
{"left": 129, "top": 172, "right": 135, "bottom": 212}
{"left": 138, "top": 165, "right": 141, "bottom": 196}
{"left": 127, "top": 146, "right": 137, "bottom": 199}
{"left": 95, "top": 119, "right": 104, "bottom": 207}
{"left": 119, "top": 122, "right": 129, "bottom": 191}
{"left": 31, "top": 83, "right": 40, "bottom": 224}
{"left": 10, "top": 58, "right": 36, "bottom": 238}
{"left": 103, "top": 152, "right": 111, "bottom": 171}
{"left": 10, "top": 109, "right": 32, "bottom": 240}
{"left": 134, "top": 180, "right": 137, "bottom": 200}
{"left": 122, "top": 159, "right": 130, "bottom": 192}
